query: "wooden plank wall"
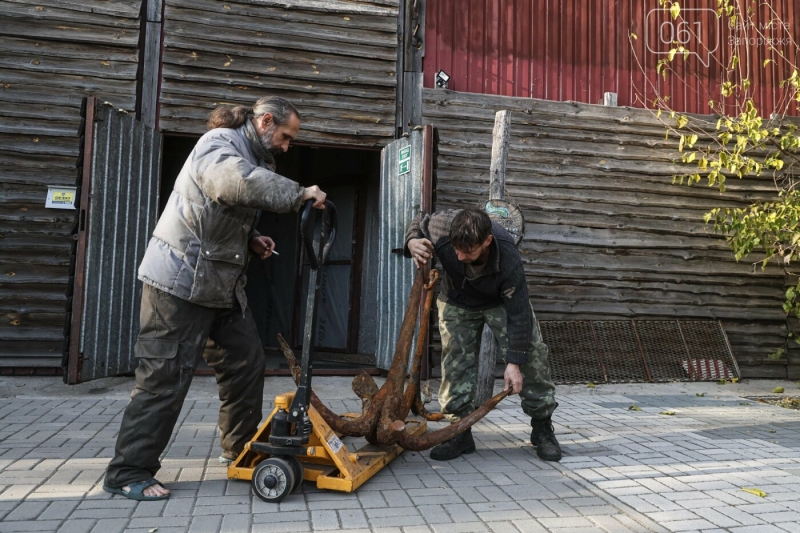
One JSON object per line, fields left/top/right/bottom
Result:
{"left": 423, "top": 89, "right": 791, "bottom": 378}
{"left": 0, "top": 0, "right": 141, "bottom": 368}
{"left": 160, "top": 0, "right": 399, "bottom": 147}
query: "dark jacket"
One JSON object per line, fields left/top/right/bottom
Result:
{"left": 404, "top": 209, "right": 533, "bottom": 365}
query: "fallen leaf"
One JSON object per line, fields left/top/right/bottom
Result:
{"left": 659, "top": 411, "right": 676, "bottom": 416}
{"left": 769, "top": 430, "right": 777, "bottom": 433}
{"left": 149, "top": 528, "right": 159, "bottom": 533}
{"left": 587, "top": 382, "right": 595, "bottom": 388}
{"left": 628, "top": 405, "right": 642, "bottom": 411}
{"left": 773, "top": 387, "right": 785, "bottom": 394}
{"left": 717, "top": 379, "right": 726, "bottom": 385}
{"left": 739, "top": 402, "right": 751, "bottom": 406}
{"left": 696, "top": 392, "right": 706, "bottom": 397}
{"left": 742, "top": 487, "right": 766, "bottom": 498}
{"left": 731, "top": 377, "right": 739, "bottom": 383}
{"left": 101, "top": 61, "right": 110, "bottom": 66}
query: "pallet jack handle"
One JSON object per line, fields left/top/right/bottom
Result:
{"left": 269, "top": 199, "right": 337, "bottom": 449}
{"left": 293, "top": 199, "right": 337, "bottom": 411}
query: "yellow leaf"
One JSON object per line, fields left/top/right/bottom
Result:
{"left": 670, "top": 2, "right": 681, "bottom": 19}
{"left": 772, "top": 386, "right": 784, "bottom": 393}
{"left": 659, "top": 411, "right": 676, "bottom": 415}
{"left": 628, "top": 405, "right": 642, "bottom": 411}
{"left": 101, "top": 61, "right": 110, "bottom": 66}
{"left": 587, "top": 382, "right": 596, "bottom": 388}
{"left": 343, "top": 16, "right": 350, "bottom": 20}
{"left": 731, "top": 377, "right": 739, "bottom": 383}
{"left": 630, "top": 32, "right": 638, "bottom": 40}
{"left": 742, "top": 487, "right": 767, "bottom": 498}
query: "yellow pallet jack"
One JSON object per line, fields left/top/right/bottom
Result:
{"left": 227, "top": 200, "right": 426, "bottom": 502}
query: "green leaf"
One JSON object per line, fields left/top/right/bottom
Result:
{"left": 773, "top": 386, "right": 785, "bottom": 393}
{"left": 696, "top": 392, "right": 706, "bottom": 397}
{"left": 764, "top": 59, "right": 774, "bottom": 67}
{"left": 628, "top": 405, "right": 642, "bottom": 411}
{"left": 659, "top": 410, "right": 676, "bottom": 415}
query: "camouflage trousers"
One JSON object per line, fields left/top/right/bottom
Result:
{"left": 437, "top": 300, "right": 557, "bottom": 422}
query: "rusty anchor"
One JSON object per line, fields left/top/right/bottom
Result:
{"left": 278, "top": 268, "right": 511, "bottom": 451}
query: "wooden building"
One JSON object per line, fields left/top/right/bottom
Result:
{"left": 1, "top": 0, "right": 797, "bottom": 381}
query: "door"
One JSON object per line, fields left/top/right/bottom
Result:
{"left": 375, "top": 125, "right": 435, "bottom": 371}
{"left": 67, "top": 98, "right": 162, "bottom": 383}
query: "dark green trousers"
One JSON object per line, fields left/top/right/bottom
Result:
{"left": 104, "top": 284, "right": 265, "bottom": 488}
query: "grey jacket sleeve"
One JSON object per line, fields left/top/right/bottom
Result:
{"left": 194, "top": 133, "right": 304, "bottom": 213}
{"left": 403, "top": 210, "right": 460, "bottom": 256}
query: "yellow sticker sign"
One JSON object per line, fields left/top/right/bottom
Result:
{"left": 46, "top": 186, "right": 77, "bottom": 210}
{"left": 52, "top": 191, "right": 74, "bottom": 203}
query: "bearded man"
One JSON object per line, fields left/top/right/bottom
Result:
{"left": 405, "top": 209, "right": 561, "bottom": 462}
{"left": 103, "top": 96, "right": 326, "bottom": 501}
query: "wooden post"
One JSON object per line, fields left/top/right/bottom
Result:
{"left": 474, "top": 110, "right": 510, "bottom": 406}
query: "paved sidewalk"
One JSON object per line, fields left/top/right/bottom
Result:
{"left": 1, "top": 376, "right": 799, "bottom": 533}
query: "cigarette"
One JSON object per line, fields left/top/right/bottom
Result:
{"left": 271, "top": 250, "right": 280, "bottom": 256}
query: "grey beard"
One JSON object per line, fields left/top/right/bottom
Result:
{"left": 259, "top": 125, "right": 282, "bottom": 155}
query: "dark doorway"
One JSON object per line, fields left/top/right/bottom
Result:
{"left": 158, "top": 135, "right": 381, "bottom": 371}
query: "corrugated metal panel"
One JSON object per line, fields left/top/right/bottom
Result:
{"left": 78, "top": 103, "right": 161, "bottom": 381}
{"left": 423, "top": 89, "right": 791, "bottom": 378}
{"left": 375, "top": 129, "right": 424, "bottom": 370}
{"left": 0, "top": 0, "right": 141, "bottom": 368}
{"left": 424, "top": 0, "right": 799, "bottom": 116}
{"left": 159, "top": 0, "right": 399, "bottom": 146}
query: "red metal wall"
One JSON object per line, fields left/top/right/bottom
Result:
{"left": 424, "top": 0, "right": 799, "bottom": 116}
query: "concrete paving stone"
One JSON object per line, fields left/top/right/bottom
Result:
{"left": 381, "top": 489, "right": 415, "bottom": 508}
{"left": 431, "top": 523, "right": 491, "bottom": 533}
{"left": 659, "top": 518, "right": 727, "bottom": 531}
{"left": 639, "top": 493, "right": 687, "bottom": 512}
{"left": 538, "top": 516, "right": 596, "bottom": 529}
{"left": 70, "top": 506, "right": 133, "bottom": 520}
{"left": 542, "top": 499, "right": 589, "bottom": 518}
{"left": 476, "top": 509, "right": 533, "bottom": 522}
{"left": 194, "top": 494, "right": 249, "bottom": 507}
{"left": 164, "top": 496, "right": 195, "bottom": 516}
{"left": 469, "top": 501, "right": 522, "bottom": 513}
{"left": 311, "top": 509, "right": 340, "bottom": 530}
{"left": 1, "top": 520, "right": 65, "bottom": 532}
{"left": 131, "top": 499, "right": 166, "bottom": 517}
{"left": 218, "top": 513, "right": 251, "bottom": 533}
{"left": 252, "top": 510, "right": 310, "bottom": 523}
{"left": 587, "top": 515, "right": 646, "bottom": 533}
{"left": 356, "top": 490, "right": 387, "bottom": 508}
{"left": 370, "top": 515, "right": 427, "bottom": 528}
{"left": 416, "top": 504, "right": 453, "bottom": 525}
{"left": 4, "top": 500, "right": 49, "bottom": 520}
{"left": 191, "top": 502, "right": 250, "bottom": 516}
{"left": 55, "top": 519, "right": 98, "bottom": 533}
{"left": 727, "top": 526, "right": 789, "bottom": 533}
{"left": 89, "top": 518, "right": 127, "bottom": 533}
{"left": 336, "top": 509, "right": 368, "bottom": 529}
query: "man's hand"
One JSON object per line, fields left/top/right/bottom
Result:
{"left": 408, "top": 238, "right": 434, "bottom": 269}
{"left": 504, "top": 363, "right": 523, "bottom": 395}
{"left": 302, "top": 185, "right": 327, "bottom": 209}
{"left": 249, "top": 236, "right": 276, "bottom": 259}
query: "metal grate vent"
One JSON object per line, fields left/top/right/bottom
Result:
{"left": 540, "top": 320, "right": 740, "bottom": 384}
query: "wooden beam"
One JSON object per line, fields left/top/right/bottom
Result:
{"left": 475, "top": 110, "right": 511, "bottom": 406}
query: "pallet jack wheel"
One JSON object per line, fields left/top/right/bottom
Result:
{"left": 284, "top": 455, "right": 305, "bottom": 492}
{"left": 251, "top": 457, "right": 295, "bottom": 502}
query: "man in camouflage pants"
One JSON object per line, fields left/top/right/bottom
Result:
{"left": 405, "top": 209, "right": 560, "bottom": 461}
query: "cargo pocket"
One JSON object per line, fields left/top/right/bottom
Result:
{"left": 190, "top": 242, "right": 246, "bottom": 304}
{"left": 135, "top": 338, "right": 180, "bottom": 393}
